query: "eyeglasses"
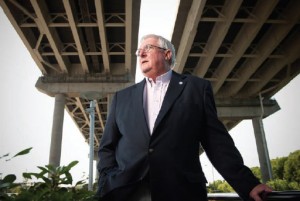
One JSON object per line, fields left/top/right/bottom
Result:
{"left": 135, "top": 44, "right": 167, "bottom": 56}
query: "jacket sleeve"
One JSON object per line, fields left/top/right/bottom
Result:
{"left": 98, "top": 93, "right": 120, "bottom": 173}
{"left": 96, "top": 93, "right": 120, "bottom": 197}
{"left": 199, "top": 81, "right": 260, "bottom": 200}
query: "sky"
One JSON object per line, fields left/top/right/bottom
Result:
{"left": 1, "top": 0, "right": 300, "bottom": 185}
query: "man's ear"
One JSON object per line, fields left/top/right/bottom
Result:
{"left": 165, "top": 50, "right": 172, "bottom": 62}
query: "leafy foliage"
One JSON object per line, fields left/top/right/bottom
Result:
{"left": 250, "top": 166, "right": 261, "bottom": 180}
{"left": 0, "top": 174, "right": 17, "bottom": 200}
{"left": 0, "top": 148, "right": 96, "bottom": 200}
{"left": 11, "top": 160, "right": 96, "bottom": 201}
{"left": 267, "top": 179, "right": 300, "bottom": 191}
{"left": 252, "top": 150, "right": 300, "bottom": 190}
{"left": 0, "top": 148, "right": 33, "bottom": 162}
{"left": 0, "top": 148, "right": 33, "bottom": 200}
{"left": 208, "top": 150, "right": 300, "bottom": 192}
{"left": 283, "top": 150, "right": 300, "bottom": 183}
{"left": 207, "top": 180, "right": 234, "bottom": 193}
{"left": 271, "top": 156, "right": 287, "bottom": 180}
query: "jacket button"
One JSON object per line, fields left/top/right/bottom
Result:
{"left": 149, "top": 148, "right": 154, "bottom": 153}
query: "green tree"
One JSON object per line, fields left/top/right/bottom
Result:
{"left": 288, "top": 181, "right": 300, "bottom": 190}
{"left": 217, "top": 181, "right": 234, "bottom": 192}
{"left": 283, "top": 150, "right": 300, "bottom": 183}
{"left": 251, "top": 166, "right": 262, "bottom": 181}
{"left": 238, "top": 150, "right": 300, "bottom": 191}
{"left": 267, "top": 179, "right": 289, "bottom": 191}
{"left": 207, "top": 180, "right": 234, "bottom": 193}
{"left": 271, "top": 156, "right": 287, "bottom": 180}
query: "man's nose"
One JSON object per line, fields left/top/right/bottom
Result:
{"left": 140, "top": 50, "right": 147, "bottom": 57}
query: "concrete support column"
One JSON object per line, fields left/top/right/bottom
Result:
{"left": 107, "top": 93, "right": 114, "bottom": 114}
{"left": 95, "top": 151, "right": 99, "bottom": 183}
{"left": 87, "top": 100, "right": 96, "bottom": 191}
{"left": 49, "top": 93, "right": 66, "bottom": 167}
{"left": 252, "top": 117, "right": 273, "bottom": 183}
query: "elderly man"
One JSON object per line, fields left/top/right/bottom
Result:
{"left": 96, "top": 34, "right": 272, "bottom": 201}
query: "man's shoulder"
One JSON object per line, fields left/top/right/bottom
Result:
{"left": 116, "top": 79, "right": 144, "bottom": 94}
{"left": 178, "top": 72, "right": 209, "bottom": 84}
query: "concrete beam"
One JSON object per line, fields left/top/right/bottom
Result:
{"left": 35, "top": 77, "right": 134, "bottom": 97}
{"left": 215, "top": 98, "right": 280, "bottom": 119}
{"left": 219, "top": 0, "right": 300, "bottom": 97}
{"left": 239, "top": 33, "right": 300, "bottom": 97}
{"left": 194, "top": 0, "right": 242, "bottom": 77}
{"left": 63, "top": 0, "right": 89, "bottom": 73}
{"left": 173, "top": 0, "right": 206, "bottom": 73}
{"left": 31, "top": 0, "right": 70, "bottom": 73}
{"left": 95, "top": 0, "right": 110, "bottom": 73}
{"left": 211, "top": 0, "right": 278, "bottom": 93}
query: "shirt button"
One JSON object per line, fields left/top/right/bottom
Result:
{"left": 149, "top": 148, "right": 154, "bottom": 153}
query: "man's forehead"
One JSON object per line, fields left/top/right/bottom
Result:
{"left": 140, "top": 37, "right": 158, "bottom": 46}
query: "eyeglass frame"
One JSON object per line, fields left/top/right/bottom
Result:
{"left": 135, "top": 44, "right": 167, "bottom": 57}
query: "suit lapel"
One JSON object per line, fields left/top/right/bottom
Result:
{"left": 152, "top": 71, "right": 187, "bottom": 133}
{"left": 135, "top": 79, "right": 151, "bottom": 137}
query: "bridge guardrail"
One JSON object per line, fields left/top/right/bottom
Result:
{"left": 207, "top": 191, "right": 300, "bottom": 200}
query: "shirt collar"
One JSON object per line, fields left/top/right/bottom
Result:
{"left": 146, "top": 70, "right": 172, "bottom": 84}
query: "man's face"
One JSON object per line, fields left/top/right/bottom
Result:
{"left": 138, "top": 37, "right": 170, "bottom": 80}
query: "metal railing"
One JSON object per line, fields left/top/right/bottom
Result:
{"left": 207, "top": 191, "right": 300, "bottom": 200}
{"left": 208, "top": 193, "right": 241, "bottom": 200}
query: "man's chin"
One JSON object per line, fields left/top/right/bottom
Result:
{"left": 142, "top": 67, "right": 152, "bottom": 74}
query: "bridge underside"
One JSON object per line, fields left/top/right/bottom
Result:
{"left": 1, "top": 0, "right": 299, "bottom": 181}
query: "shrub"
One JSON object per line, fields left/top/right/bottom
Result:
{"left": 0, "top": 148, "right": 97, "bottom": 200}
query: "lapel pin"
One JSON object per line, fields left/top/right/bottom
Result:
{"left": 179, "top": 81, "right": 183, "bottom": 85}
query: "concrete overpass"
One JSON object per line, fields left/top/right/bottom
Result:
{"left": 1, "top": 0, "right": 299, "bottom": 183}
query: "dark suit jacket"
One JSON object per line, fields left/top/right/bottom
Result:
{"left": 96, "top": 71, "right": 260, "bottom": 201}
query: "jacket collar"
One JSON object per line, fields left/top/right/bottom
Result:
{"left": 152, "top": 71, "right": 187, "bottom": 134}
{"left": 136, "top": 71, "right": 187, "bottom": 136}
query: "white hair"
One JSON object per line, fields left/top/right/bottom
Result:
{"left": 140, "top": 34, "right": 176, "bottom": 68}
